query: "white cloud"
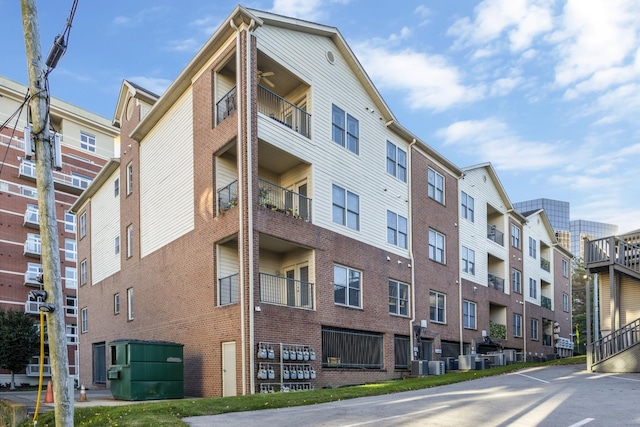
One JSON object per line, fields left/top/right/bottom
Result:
{"left": 166, "top": 39, "right": 201, "bottom": 53}
{"left": 414, "top": 5, "right": 432, "bottom": 25}
{"left": 269, "top": 0, "right": 349, "bottom": 21}
{"left": 127, "top": 76, "right": 172, "bottom": 96}
{"left": 490, "top": 76, "right": 523, "bottom": 96}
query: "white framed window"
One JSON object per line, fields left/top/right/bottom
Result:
{"left": 79, "top": 212, "right": 86, "bottom": 238}
{"left": 529, "top": 237, "right": 537, "bottom": 258}
{"left": 563, "top": 293, "right": 569, "bottom": 312}
{"left": 65, "top": 238, "right": 76, "bottom": 261}
{"left": 512, "top": 268, "right": 522, "bottom": 294}
{"left": 331, "top": 104, "right": 359, "bottom": 154}
{"left": 428, "top": 168, "right": 444, "bottom": 204}
{"left": 511, "top": 224, "right": 521, "bottom": 249}
{"left": 80, "top": 131, "right": 96, "bottom": 152}
{"left": 562, "top": 259, "right": 569, "bottom": 277}
{"left": 387, "top": 211, "right": 407, "bottom": 249}
{"left": 114, "top": 177, "right": 120, "bottom": 197}
{"left": 65, "top": 267, "right": 77, "bottom": 289}
{"left": 389, "top": 280, "right": 409, "bottom": 316}
{"left": 386, "top": 141, "right": 407, "bottom": 182}
{"left": 22, "top": 186, "right": 37, "bottom": 198}
{"left": 71, "top": 172, "right": 91, "bottom": 190}
{"left": 531, "top": 318, "right": 539, "bottom": 340}
{"left": 25, "top": 233, "right": 41, "bottom": 255}
{"left": 115, "top": 236, "right": 120, "bottom": 255}
{"left": 463, "top": 300, "right": 476, "bottom": 329}
{"left": 66, "top": 324, "right": 78, "bottom": 344}
{"left": 26, "top": 262, "right": 43, "bottom": 283}
{"left": 64, "top": 210, "right": 75, "bottom": 233}
{"left": 332, "top": 184, "right": 359, "bottom": 230}
{"left": 80, "top": 307, "right": 88, "bottom": 333}
{"left": 65, "top": 295, "right": 77, "bottom": 316}
{"left": 430, "top": 290, "right": 446, "bottom": 323}
{"left": 529, "top": 278, "right": 537, "bottom": 298}
{"left": 334, "top": 264, "right": 361, "bottom": 308}
{"left": 127, "top": 288, "right": 134, "bottom": 320}
{"left": 461, "top": 191, "right": 474, "bottom": 222}
{"left": 428, "top": 229, "right": 445, "bottom": 264}
{"left": 126, "top": 224, "right": 134, "bottom": 258}
{"left": 462, "top": 246, "right": 475, "bottom": 275}
{"left": 513, "top": 313, "right": 522, "bottom": 338}
{"left": 114, "top": 293, "right": 120, "bottom": 315}
{"left": 80, "top": 259, "right": 87, "bottom": 286}
{"left": 126, "top": 162, "right": 133, "bottom": 195}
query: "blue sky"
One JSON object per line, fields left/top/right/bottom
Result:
{"left": 4, "top": 0, "right": 640, "bottom": 232}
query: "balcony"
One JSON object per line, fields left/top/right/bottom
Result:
{"left": 540, "top": 257, "right": 550, "bottom": 272}
{"left": 19, "top": 160, "right": 36, "bottom": 179}
{"left": 19, "top": 160, "right": 92, "bottom": 194}
{"left": 258, "top": 178, "right": 312, "bottom": 222}
{"left": 257, "top": 85, "right": 311, "bottom": 139}
{"left": 216, "top": 86, "right": 237, "bottom": 125}
{"left": 541, "top": 295, "right": 552, "bottom": 309}
{"left": 219, "top": 273, "right": 239, "bottom": 305}
{"left": 217, "top": 180, "right": 238, "bottom": 215}
{"left": 487, "top": 225, "right": 504, "bottom": 246}
{"left": 488, "top": 273, "right": 505, "bottom": 292}
{"left": 24, "top": 239, "right": 42, "bottom": 258}
{"left": 24, "top": 206, "right": 39, "bottom": 228}
{"left": 259, "top": 272, "right": 314, "bottom": 310}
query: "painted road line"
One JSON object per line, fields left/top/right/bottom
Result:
{"left": 567, "top": 418, "right": 595, "bottom": 427}
{"left": 513, "top": 372, "right": 550, "bottom": 383}
{"left": 340, "top": 405, "right": 450, "bottom": 427}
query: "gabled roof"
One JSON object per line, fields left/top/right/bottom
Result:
{"left": 521, "top": 208, "right": 558, "bottom": 245}
{"left": 112, "top": 80, "right": 160, "bottom": 128}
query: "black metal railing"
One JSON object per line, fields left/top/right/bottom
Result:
{"left": 541, "top": 295, "right": 552, "bottom": 309}
{"left": 216, "top": 86, "right": 237, "bottom": 125}
{"left": 217, "top": 180, "right": 238, "bottom": 214}
{"left": 258, "top": 178, "right": 312, "bottom": 222}
{"left": 257, "top": 85, "right": 311, "bottom": 138}
{"left": 219, "top": 273, "right": 239, "bottom": 305}
{"left": 259, "top": 272, "right": 314, "bottom": 310}
{"left": 487, "top": 273, "right": 505, "bottom": 292}
{"left": 487, "top": 225, "right": 504, "bottom": 246}
{"left": 540, "top": 257, "right": 550, "bottom": 272}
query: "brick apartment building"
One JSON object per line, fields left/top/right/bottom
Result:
{"left": 0, "top": 75, "right": 117, "bottom": 385}
{"left": 73, "top": 6, "right": 572, "bottom": 398}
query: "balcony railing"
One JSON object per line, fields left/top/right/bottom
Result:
{"left": 24, "top": 207, "right": 39, "bottom": 228}
{"left": 217, "top": 180, "right": 238, "bottom": 214}
{"left": 259, "top": 272, "right": 314, "bottom": 310}
{"left": 19, "top": 160, "right": 36, "bottom": 178}
{"left": 541, "top": 295, "right": 552, "bottom": 309}
{"left": 584, "top": 236, "right": 640, "bottom": 276}
{"left": 19, "top": 160, "right": 92, "bottom": 192}
{"left": 24, "top": 239, "right": 42, "bottom": 257}
{"left": 216, "top": 86, "right": 237, "bottom": 125}
{"left": 487, "top": 225, "right": 504, "bottom": 246}
{"left": 540, "top": 257, "right": 550, "bottom": 272}
{"left": 258, "top": 178, "right": 312, "bottom": 222}
{"left": 219, "top": 273, "right": 239, "bottom": 306}
{"left": 487, "top": 273, "right": 505, "bottom": 292}
{"left": 258, "top": 85, "right": 311, "bottom": 138}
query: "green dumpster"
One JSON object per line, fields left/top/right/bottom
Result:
{"left": 107, "top": 339, "right": 184, "bottom": 401}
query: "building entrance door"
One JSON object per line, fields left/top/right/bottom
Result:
{"left": 222, "top": 342, "right": 236, "bottom": 397}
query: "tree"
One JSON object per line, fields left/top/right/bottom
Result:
{"left": 0, "top": 309, "right": 39, "bottom": 389}
{"left": 571, "top": 258, "right": 593, "bottom": 354}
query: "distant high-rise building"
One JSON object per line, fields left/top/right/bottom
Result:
{"left": 570, "top": 220, "right": 619, "bottom": 261}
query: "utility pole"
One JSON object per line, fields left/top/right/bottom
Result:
{"left": 20, "top": 0, "right": 74, "bottom": 425}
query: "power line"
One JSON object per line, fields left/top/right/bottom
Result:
{"left": 0, "top": 90, "right": 31, "bottom": 175}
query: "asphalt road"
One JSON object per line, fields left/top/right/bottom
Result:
{"left": 184, "top": 365, "right": 640, "bottom": 427}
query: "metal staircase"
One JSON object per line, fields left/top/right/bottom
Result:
{"left": 589, "top": 318, "right": 640, "bottom": 370}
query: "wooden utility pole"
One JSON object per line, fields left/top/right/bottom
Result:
{"left": 20, "top": 0, "right": 74, "bottom": 425}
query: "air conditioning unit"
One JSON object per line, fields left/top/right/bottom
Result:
{"left": 458, "top": 354, "right": 475, "bottom": 370}
{"left": 411, "top": 360, "right": 428, "bottom": 376}
{"left": 428, "top": 361, "right": 445, "bottom": 375}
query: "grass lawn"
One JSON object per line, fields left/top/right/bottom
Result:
{"left": 22, "top": 356, "right": 586, "bottom": 427}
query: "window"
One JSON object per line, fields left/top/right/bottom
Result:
{"left": 80, "top": 131, "right": 96, "bottom": 152}
{"left": 115, "top": 236, "right": 120, "bottom": 255}
{"left": 65, "top": 296, "right": 77, "bottom": 316}
{"left": 462, "top": 246, "right": 475, "bottom": 275}
{"left": 114, "top": 293, "right": 120, "bottom": 315}
{"left": 332, "top": 184, "right": 359, "bottom": 230}
{"left": 64, "top": 210, "right": 75, "bottom": 233}
{"left": 80, "top": 259, "right": 87, "bottom": 286}
{"left": 219, "top": 273, "right": 239, "bottom": 306}
{"left": 331, "top": 105, "right": 359, "bottom": 154}
{"left": 531, "top": 318, "right": 539, "bottom": 340}
{"left": 529, "top": 278, "right": 537, "bottom": 298}
{"left": 65, "top": 238, "right": 76, "bottom": 261}
{"left": 26, "top": 262, "right": 42, "bottom": 283}
{"left": 513, "top": 313, "right": 522, "bottom": 337}
{"left": 461, "top": 191, "right": 474, "bottom": 222}
{"left": 463, "top": 300, "right": 477, "bottom": 329}
{"left": 394, "top": 335, "right": 411, "bottom": 370}
{"left": 126, "top": 162, "right": 133, "bottom": 195}
{"left": 71, "top": 172, "right": 91, "bottom": 190}
{"left": 22, "top": 186, "right": 37, "bottom": 198}
{"left": 25, "top": 233, "right": 41, "bottom": 255}
{"left": 65, "top": 267, "right": 77, "bottom": 289}
{"left": 429, "top": 290, "right": 446, "bottom": 323}
{"left": 563, "top": 293, "right": 569, "bottom": 312}
{"left": 114, "top": 177, "right": 120, "bottom": 197}
{"left": 529, "top": 237, "right": 537, "bottom": 258}
{"left": 79, "top": 212, "right": 86, "bottom": 238}
{"left": 428, "top": 168, "right": 444, "bottom": 204}
{"left": 512, "top": 268, "right": 522, "bottom": 294}
{"left": 126, "top": 224, "right": 133, "bottom": 258}
{"left": 511, "top": 224, "right": 521, "bottom": 249}
{"left": 334, "top": 264, "right": 361, "bottom": 308}
{"left": 562, "top": 259, "right": 569, "bottom": 277}
{"left": 66, "top": 324, "right": 78, "bottom": 344}
{"left": 389, "top": 280, "right": 410, "bottom": 316}
{"left": 127, "top": 288, "right": 134, "bottom": 320}
{"left": 80, "top": 308, "right": 88, "bottom": 333}
{"left": 387, "top": 211, "right": 407, "bottom": 248}
{"left": 428, "top": 229, "right": 445, "bottom": 263}
{"left": 321, "top": 326, "right": 383, "bottom": 369}
{"left": 386, "top": 141, "right": 407, "bottom": 182}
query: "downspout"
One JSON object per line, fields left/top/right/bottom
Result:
{"left": 458, "top": 175, "right": 464, "bottom": 356}
{"left": 408, "top": 138, "right": 417, "bottom": 358}
{"left": 229, "top": 18, "right": 246, "bottom": 395}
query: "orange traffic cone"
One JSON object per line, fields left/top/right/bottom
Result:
{"left": 44, "top": 380, "right": 54, "bottom": 403}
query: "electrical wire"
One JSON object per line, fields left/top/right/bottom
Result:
{"left": 44, "top": 0, "right": 79, "bottom": 76}
{"left": 0, "top": 90, "right": 31, "bottom": 175}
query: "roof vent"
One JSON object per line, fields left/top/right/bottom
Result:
{"left": 326, "top": 50, "right": 335, "bottom": 64}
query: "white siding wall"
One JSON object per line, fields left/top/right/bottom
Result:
{"left": 523, "top": 212, "right": 554, "bottom": 305}
{"left": 254, "top": 26, "right": 410, "bottom": 256}
{"left": 140, "top": 89, "right": 194, "bottom": 257}
{"left": 90, "top": 169, "right": 121, "bottom": 283}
